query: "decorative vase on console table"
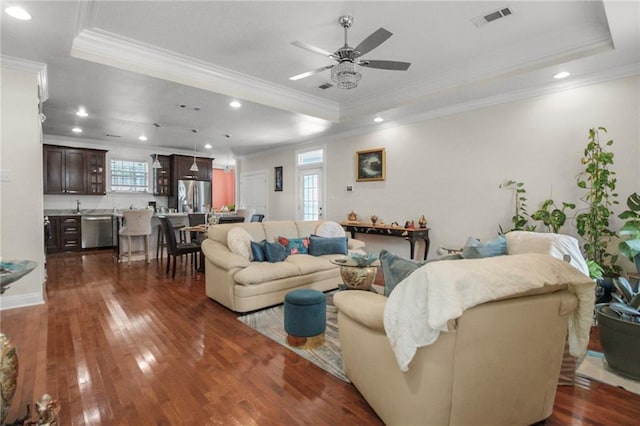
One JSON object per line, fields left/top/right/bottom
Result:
{"left": 370, "top": 214, "right": 378, "bottom": 226}
{"left": 419, "top": 215, "right": 427, "bottom": 228}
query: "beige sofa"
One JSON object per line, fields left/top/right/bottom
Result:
{"left": 334, "top": 253, "right": 595, "bottom": 426}
{"left": 201, "top": 220, "right": 364, "bottom": 312}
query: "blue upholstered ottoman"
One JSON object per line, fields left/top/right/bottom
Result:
{"left": 284, "top": 289, "right": 326, "bottom": 348}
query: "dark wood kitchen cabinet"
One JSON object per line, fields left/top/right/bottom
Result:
{"left": 43, "top": 145, "right": 107, "bottom": 195}
{"left": 171, "top": 154, "right": 212, "bottom": 181}
{"left": 45, "top": 215, "right": 82, "bottom": 254}
{"left": 151, "top": 155, "right": 171, "bottom": 195}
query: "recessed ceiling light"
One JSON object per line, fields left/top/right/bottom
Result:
{"left": 229, "top": 101, "right": 242, "bottom": 108}
{"left": 204, "top": 143, "right": 212, "bottom": 149}
{"left": 76, "top": 107, "right": 88, "bottom": 117}
{"left": 553, "top": 71, "right": 571, "bottom": 79}
{"left": 138, "top": 135, "right": 147, "bottom": 141}
{"left": 5, "top": 6, "right": 31, "bottom": 20}
{"left": 374, "top": 116, "right": 384, "bottom": 123}
{"left": 72, "top": 127, "right": 82, "bottom": 133}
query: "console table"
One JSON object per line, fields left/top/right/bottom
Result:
{"left": 341, "top": 222, "right": 431, "bottom": 260}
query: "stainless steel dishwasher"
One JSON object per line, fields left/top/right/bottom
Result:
{"left": 81, "top": 215, "right": 114, "bottom": 249}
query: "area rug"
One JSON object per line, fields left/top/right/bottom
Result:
{"left": 237, "top": 293, "right": 349, "bottom": 382}
{"left": 577, "top": 350, "right": 640, "bottom": 395}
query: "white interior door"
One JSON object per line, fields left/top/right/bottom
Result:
{"left": 239, "top": 171, "right": 267, "bottom": 216}
{"left": 298, "top": 167, "right": 323, "bottom": 220}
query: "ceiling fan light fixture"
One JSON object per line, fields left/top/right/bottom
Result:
{"left": 331, "top": 61, "right": 361, "bottom": 89}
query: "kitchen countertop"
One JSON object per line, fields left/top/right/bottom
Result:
{"left": 44, "top": 209, "right": 188, "bottom": 217}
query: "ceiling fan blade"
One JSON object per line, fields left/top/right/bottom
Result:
{"left": 353, "top": 28, "right": 392, "bottom": 57}
{"left": 291, "top": 41, "right": 334, "bottom": 58}
{"left": 289, "top": 65, "right": 334, "bottom": 81}
{"left": 359, "top": 60, "right": 411, "bottom": 71}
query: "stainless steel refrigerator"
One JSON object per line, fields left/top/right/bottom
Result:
{"left": 176, "top": 180, "right": 212, "bottom": 213}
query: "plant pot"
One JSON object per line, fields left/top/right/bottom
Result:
{"left": 595, "top": 303, "right": 640, "bottom": 380}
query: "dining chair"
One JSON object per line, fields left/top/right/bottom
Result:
{"left": 250, "top": 214, "right": 265, "bottom": 222}
{"left": 119, "top": 209, "right": 154, "bottom": 265}
{"left": 158, "top": 216, "right": 202, "bottom": 278}
{"left": 217, "top": 216, "right": 245, "bottom": 224}
{"left": 188, "top": 213, "right": 206, "bottom": 241}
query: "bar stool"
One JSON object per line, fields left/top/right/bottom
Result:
{"left": 119, "top": 209, "right": 154, "bottom": 265}
{"left": 156, "top": 217, "right": 186, "bottom": 261}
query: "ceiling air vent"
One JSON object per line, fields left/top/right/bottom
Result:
{"left": 106, "top": 134, "right": 121, "bottom": 138}
{"left": 318, "top": 83, "right": 333, "bottom": 90}
{"left": 471, "top": 6, "right": 514, "bottom": 28}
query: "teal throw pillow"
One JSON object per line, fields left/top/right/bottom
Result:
{"left": 277, "top": 236, "right": 309, "bottom": 255}
{"left": 251, "top": 240, "right": 266, "bottom": 262}
{"left": 308, "top": 235, "right": 348, "bottom": 256}
{"left": 379, "top": 249, "right": 427, "bottom": 296}
{"left": 461, "top": 235, "right": 507, "bottom": 259}
{"left": 262, "top": 240, "right": 287, "bottom": 262}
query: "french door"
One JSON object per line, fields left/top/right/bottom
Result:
{"left": 298, "top": 167, "right": 323, "bottom": 220}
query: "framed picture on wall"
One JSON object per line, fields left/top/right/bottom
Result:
{"left": 356, "top": 148, "right": 386, "bottom": 181}
{"left": 274, "top": 166, "right": 283, "bottom": 191}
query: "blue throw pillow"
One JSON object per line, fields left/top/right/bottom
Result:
{"left": 462, "top": 235, "right": 507, "bottom": 259}
{"left": 262, "top": 240, "right": 287, "bottom": 262}
{"left": 251, "top": 240, "right": 266, "bottom": 262}
{"left": 308, "top": 235, "right": 348, "bottom": 256}
{"left": 379, "top": 249, "right": 427, "bottom": 296}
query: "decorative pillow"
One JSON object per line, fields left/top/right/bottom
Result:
{"left": 227, "top": 227, "right": 253, "bottom": 260}
{"left": 277, "top": 236, "right": 309, "bottom": 255}
{"left": 315, "top": 221, "right": 346, "bottom": 238}
{"left": 461, "top": 235, "right": 507, "bottom": 259}
{"left": 379, "top": 249, "right": 427, "bottom": 296}
{"left": 251, "top": 240, "right": 266, "bottom": 262}
{"left": 262, "top": 240, "right": 288, "bottom": 262}
{"left": 308, "top": 235, "right": 348, "bottom": 256}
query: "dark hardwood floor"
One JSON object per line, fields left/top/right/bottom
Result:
{"left": 2, "top": 250, "right": 639, "bottom": 425}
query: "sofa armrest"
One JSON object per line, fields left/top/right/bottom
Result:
{"left": 333, "top": 290, "right": 386, "bottom": 332}
{"left": 348, "top": 238, "right": 366, "bottom": 251}
{"left": 201, "top": 239, "right": 251, "bottom": 270}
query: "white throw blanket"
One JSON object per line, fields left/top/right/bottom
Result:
{"left": 383, "top": 253, "right": 595, "bottom": 372}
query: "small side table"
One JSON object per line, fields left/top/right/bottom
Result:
{"left": 331, "top": 258, "right": 379, "bottom": 291}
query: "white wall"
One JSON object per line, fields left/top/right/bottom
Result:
{"left": 240, "top": 76, "right": 640, "bottom": 269}
{"left": 0, "top": 66, "right": 46, "bottom": 309}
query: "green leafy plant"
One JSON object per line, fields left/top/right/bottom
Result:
{"left": 618, "top": 192, "right": 640, "bottom": 265}
{"left": 499, "top": 180, "right": 535, "bottom": 231}
{"left": 531, "top": 199, "right": 576, "bottom": 233}
{"left": 575, "top": 127, "right": 620, "bottom": 276}
{"left": 603, "top": 277, "right": 640, "bottom": 324}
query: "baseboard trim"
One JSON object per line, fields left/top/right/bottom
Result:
{"left": 0, "top": 292, "right": 45, "bottom": 311}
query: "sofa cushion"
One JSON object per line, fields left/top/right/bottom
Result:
{"left": 262, "top": 240, "right": 288, "bottom": 262}
{"left": 234, "top": 261, "right": 301, "bottom": 285}
{"left": 263, "top": 221, "right": 300, "bottom": 241}
{"left": 251, "top": 240, "right": 266, "bottom": 262}
{"left": 316, "top": 221, "right": 346, "bottom": 238}
{"left": 379, "top": 249, "right": 426, "bottom": 296}
{"left": 285, "top": 254, "right": 337, "bottom": 275}
{"left": 308, "top": 235, "right": 348, "bottom": 256}
{"left": 227, "top": 227, "right": 253, "bottom": 260}
{"left": 278, "top": 236, "right": 310, "bottom": 255}
{"left": 461, "top": 235, "right": 507, "bottom": 259}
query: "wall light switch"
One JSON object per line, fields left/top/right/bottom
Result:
{"left": 346, "top": 186, "right": 353, "bottom": 192}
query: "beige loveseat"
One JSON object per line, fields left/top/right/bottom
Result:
{"left": 334, "top": 253, "right": 595, "bottom": 426}
{"left": 201, "top": 220, "right": 364, "bottom": 312}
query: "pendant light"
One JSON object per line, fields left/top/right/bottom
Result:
{"left": 190, "top": 129, "right": 199, "bottom": 172}
{"left": 152, "top": 123, "right": 161, "bottom": 169}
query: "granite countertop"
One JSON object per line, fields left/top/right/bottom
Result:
{"left": 45, "top": 209, "right": 188, "bottom": 217}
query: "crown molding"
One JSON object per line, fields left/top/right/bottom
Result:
{"left": 341, "top": 23, "right": 613, "bottom": 120}
{"left": 71, "top": 28, "right": 339, "bottom": 122}
{"left": 1, "top": 55, "right": 49, "bottom": 101}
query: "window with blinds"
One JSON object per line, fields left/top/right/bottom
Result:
{"left": 110, "top": 159, "right": 150, "bottom": 192}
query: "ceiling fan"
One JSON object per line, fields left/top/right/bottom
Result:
{"left": 289, "top": 15, "right": 411, "bottom": 89}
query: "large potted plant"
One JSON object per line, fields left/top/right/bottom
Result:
{"left": 618, "top": 192, "right": 640, "bottom": 273}
{"left": 595, "top": 276, "right": 640, "bottom": 380}
{"left": 575, "top": 127, "right": 620, "bottom": 300}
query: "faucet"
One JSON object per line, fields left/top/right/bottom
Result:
{"left": 76, "top": 200, "right": 81, "bottom": 214}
